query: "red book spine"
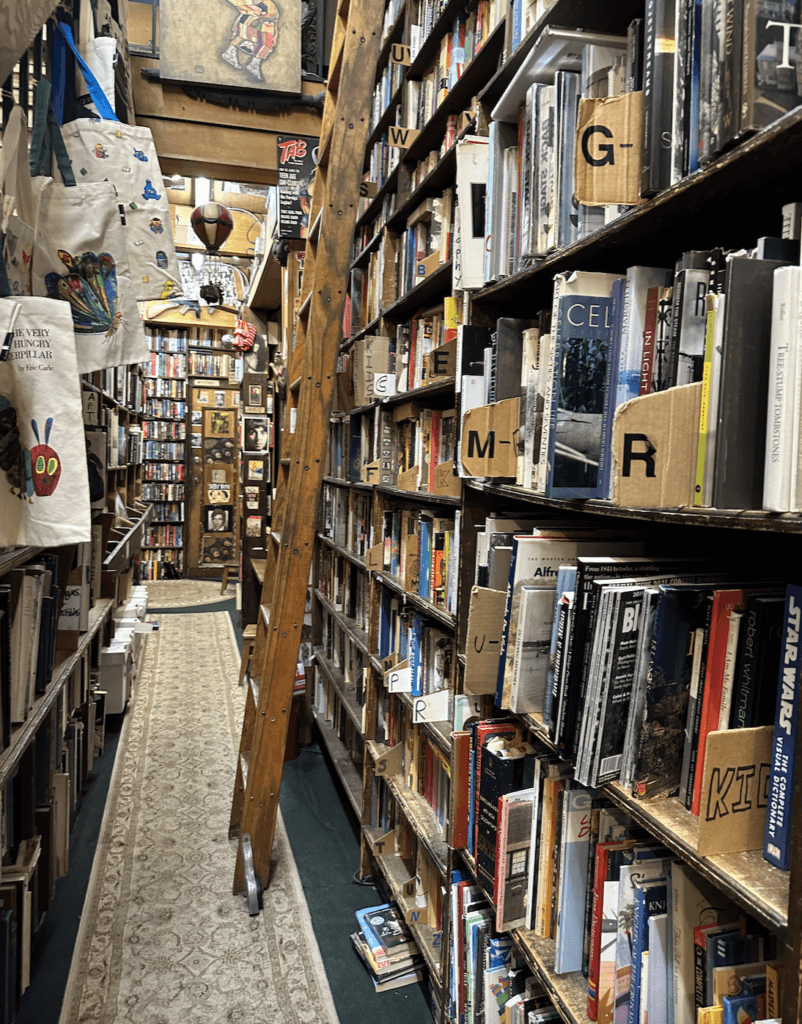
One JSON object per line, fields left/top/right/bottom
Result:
{"left": 690, "top": 589, "right": 743, "bottom": 815}
{"left": 640, "top": 286, "right": 659, "bottom": 394}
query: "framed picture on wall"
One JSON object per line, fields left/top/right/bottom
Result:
{"left": 247, "top": 459, "right": 265, "bottom": 481}
{"left": 243, "top": 417, "right": 270, "bottom": 452}
{"left": 205, "top": 504, "right": 233, "bottom": 533}
{"left": 204, "top": 438, "right": 235, "bottom": 464}
{"left": 206, "top": 408, "right": 235, "bottom": 436}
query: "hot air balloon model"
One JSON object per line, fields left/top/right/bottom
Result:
{"left": 189, "top": 202, "right": 234, "bottom": 304}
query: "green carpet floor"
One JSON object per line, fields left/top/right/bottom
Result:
{"left": 18, "top": 597, "right": 435, "bottom": 1024}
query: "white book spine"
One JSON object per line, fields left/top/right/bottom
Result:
{"left": 702, "top": 293, "right": 726, "bottom": 507}
{"left": 537, "top": 274, "right": 565, "bottom": 493}
{"left": 763, "top": 265, "right": 798, "bottom": 511}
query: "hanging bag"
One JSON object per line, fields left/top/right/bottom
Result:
{"left": 0, "top": 106, "right": 37, "bottom": 296}
{"left": 56, "top": 22, "right": 183, "bottom": 302}
{"left": 0, "top": 253, "right": 92, "bottom": 547}
{"left": 74, "top": 0, "right": 117, "bottom": 117}
{"left": 29, "top": 78, "right": 149, "bottom": 374}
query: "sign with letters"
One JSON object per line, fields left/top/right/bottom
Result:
{"left": 575, "top": 92, "right": 643, "bottom": 207}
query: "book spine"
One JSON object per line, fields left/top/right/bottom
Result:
{"left": 693, "top": 295, "right": 717, "bottom": 506}
{"left": 739, "top": 0, "right": 756, "bottom": 133}
{"left": 495, "top": 539, "right": 518, "bottom": 705}
{"left": 640, "top": 287, "right": 659, "bottom": 395}
{"left": 717, "top": 0, "right": 743, "bottom": 150}
{"left": 764, "top": 584, "right": 801, "bottom": 870}
{"left": 641, "top": 0, "right": 675, "bottom": 195}
{"left": 586, "top": 845, "right": 609, "bottom": 1019}
{"left": 682, "top": 598, "right": 714, "bottom": 810}
{"left": 537, "top": 275, "right": 564, "bottom": 493}
{"left": 763, "top": 266, "right": 797, "bottom": 512}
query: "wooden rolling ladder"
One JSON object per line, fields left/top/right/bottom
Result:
{"left": 229, "top": 0, "right": 384, "bottom": 906}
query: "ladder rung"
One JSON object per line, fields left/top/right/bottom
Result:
{"left": 298, "top": 291, "right": 312, "bottom": 319}
{"left": 309, "top": 207, "right": 323, "bottom": 242}
{"left": 260, "top": 604, "right": 271, "bottom": 628}
{"left": 250, "top": 675, "right": 260, "bottom": 706}
{"left": 240, "top": 751, "right": 250, "bottom": 788}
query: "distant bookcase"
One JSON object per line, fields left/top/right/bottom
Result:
{"left": 141, "top": 327, "right": 188, "bottom": 580}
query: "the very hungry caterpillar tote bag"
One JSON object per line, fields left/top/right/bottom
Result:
{"left": 0, "top": 261, "right": 92, "bottom": 547}
{"left": 29, "top": 79, "right": 149, "bottom": 375}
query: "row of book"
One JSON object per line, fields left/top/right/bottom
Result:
{"left": 81, "top": 364, "right": 143, "bottom": 410}
{"left": 145, "top": 329, "right": 187, "bottom": 353}
{"left": 150, "top": 501, "right": 184, "bottom": 523}
{"left": 142, "top": 420, "right": 185, "bottom": 441}
{"left": 380, "top": 506, "right": 459, "bottom": 613}
{"left": 319, "top": 602, "right": 369, "bottom": 682}
{"left": 144, "top": 524, "right": 183, "bottom": 549}
{"left": 140, "top": 549, "right": 182, "bottom": 579}
{"left": 449, "top": 869, "right": 561, "bottom": 1024}
{"left": 144, "top": 378, "right": 186, "bottom": 401}
{"left": 143, "top": 462, "right": 185, "bottom": 482}
{"left": 483, "top": 520, "right": 799, "bottom": 868}
{"left": 459, "top": 730, "right": 783, "bottom": 1024}
{"left": 187, "top": 351, "right": 234, "bottom": 380}
{"left": 144, "top": 352, "right": 185, "bottom": 380}
{"left": 141, "top": 481, "right": 185, "bottom": 502}
{"left": 142, "top": 399, "right": 186, "bottom": 419}
{"left": 320, "top": 484, "right": 371, "bottom": 558}
{"left": 379, "top": 592, "right": 454, "bottom": 697}
{"left": 316, "top": 547, "right": 371, "bottom": 634}
{"left": 143, "top": 441, "right": 185, "bottom": 462}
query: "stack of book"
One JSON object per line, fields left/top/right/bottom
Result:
{"left": 351, "top": 902, "right": 426, "bottom": 992}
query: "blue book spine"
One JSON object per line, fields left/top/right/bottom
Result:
{"left": 628, "top": 881, "right": 667, "bottom": 1024}
{"left": 546, "top": 294, "right": 615, "bottom": 499}
{"left": 419, "top": 519, "right": 431, "bottom": 600}
{"left": 764, "top": 583, "right": 801, "bottom": 870}
{"left": 410, "top": 614, "right": 423, "bottom": 696}
{"left": 467, "top": 725, "right": 478, "bottom": 856}
{"left": 494, "top": 536, "right": 519, "bottom": 706}
{"left": 688, "top": 0, "right": 702, "bottom": 174}
{"left": 379, "top": 591, "right": 391, "bottom": 660}
{"left": 511, "top": 0, "right": 522, "bottom": 51}
{"left": 600, "top": 278, "right": 626, "bottom": 500}
{"left": 722, "top": 992, "right": 762, "bottom": 1024}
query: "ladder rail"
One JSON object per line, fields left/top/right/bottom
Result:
{"left": 232, "top": 0, "right": 384, "bottom": 894}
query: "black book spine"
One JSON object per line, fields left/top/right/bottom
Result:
{"left": 754, "top": 600, "right": 785, "bottom": 727}
{"left": 682, "top": 596, "right": 714, "bottom": 810}
{"left": 666, "top": 268, "right": 684, "bottom": 389}
{"left": 627, "top": 18, "right": 644, "bottom": 92}
{"left": 549, "top": 596, "right": 570, "bottom": 742}
{"left": 718, "top": 0, "right": 744, "bottom": 149}
{"left": 681, "top": 0, "right": 697, "bottom": 176}
{"left": 641, "top": 0, "right": 676, "bottom": 196}
{"left": 712, "top": 258, "right": 791, "bottom": 511}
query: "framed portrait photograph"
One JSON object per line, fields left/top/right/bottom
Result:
{"left": 191, "top": 410, "right": 203, "bottom": 426}
{"left": 191, "top": 432, "right": 202, "bottom": 448}
{"left": 205, "top": 504, "right": 232, "bottom": 533}
{"left": 243, "top": 417, "right": 270, "bottom": 452}
{"left": 214, "top": 390, "right": 227, "bottom": 408}
{"left": 196, "top": 391, "right": 209, "bottom": 404}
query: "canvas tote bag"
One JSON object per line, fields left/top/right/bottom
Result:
{"left": 56, "top": 23, "right": 183, "bottom": 302}
{"left": 0, "top": 256, "right": 92, "bottom": 547}
{"left": 28, "top": 79, "right": 149, "bottom": 374}
{"left": 0, "top": 106, "right": 37, "bottom": 296}
{"left": 74, "top": 0, "right": 116, "bottom": 116}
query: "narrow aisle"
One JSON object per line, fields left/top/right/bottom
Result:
{"left": 58, "top": 593, "right": 338, "bottom": 1024}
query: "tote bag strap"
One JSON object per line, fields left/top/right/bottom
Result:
{"left": 55, "top": 22, "right": 118, "bottom": 123}
{"left": 0, "top": 105, "right": 35, "bottom": 229}
{"left": 30, "top": 79, "right": 77, "bottom": 186}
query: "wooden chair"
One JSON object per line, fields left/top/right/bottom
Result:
{"left": 221, "top": 563, "right": 240, "bottom": 594}
{"left": 239, "top": 623, "right": 257, "bottom": 687}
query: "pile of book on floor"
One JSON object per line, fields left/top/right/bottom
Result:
{"left": 351, "top": 902, "right": 426, "bottom": 992}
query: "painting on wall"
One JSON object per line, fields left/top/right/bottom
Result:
{"left": 160, "top": 0, "right": 301, "bottom": 93}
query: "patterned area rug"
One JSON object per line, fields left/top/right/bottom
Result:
{"left": 143, "top": 579, "right": 237, "bottom": 608}
{"left": 59, "top": 609, "right": 339, "bottom": 1024}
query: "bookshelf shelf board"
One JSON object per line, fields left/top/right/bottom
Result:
{"left": 0, "top": 598, "right": 113, "bottom": 790}
{"left": 403, "top": 21, "right": 506, "bottom": 169}
{"left": 314, "top": 588, "right": 381, "bottom": 672}
{"left": 317, "top": 533, "right": 368, "bottom": 570}
{"left": 152, "top": 520, "right": 185, "bottom": 525}
{"left": 473, "top": 103, "right": 802, "bottom": 315}
{"left": 355, "top": 162, "right": 400, "bottom": 231}
{"left": 468, "top": 480, "right": 802, "bottom": 535}
{"left": 386, "top": 145, "right": 456, "bottom": 233}
{"left": 311, "top": 707, "right": 363, "bottom": 818}
{"left": 382, "top": 260, "right": 453, "bottom": 322}
{"left": 364, "top": 83, "right": 404, "bottom": 160}
{"left": 385, "top": 772, "right": 449, "bottom": 875}
{"left": 511, "top": 929, "right": 591, "bottom": 1024}
{"left": 323, "top": 475, "right": 375, "bottom": 494}
{"left": 332, "top": 401, "right": 376, "bottom": 417}
{"left": 0, "top": 547, "right": 43, "bottom": 576}
{"left": 346, "top": 314, "right": 384, "bottom": 347}
{"left": 350, "top": 228, "right": 383, "bottom": 272}
{"left": 374, "top": 571, "right": 456, "bottom": 629}
{"left": 381, "top": 375, "right": 456, "bottom": 406}
{"left": 477, "top": 0, "right": 642, "bottom": 110}
{"left": 143, "top": 544, "right": 183, "bottom": 550}
{"left": 314, "top": 647, "right": 365, "bottom": 734}
{"left": 522, "top": 710, "right": 789, "bottom": 934}
{"left": 374, "top": 483, "right": 461, "bottom": 507}
{"left": 364, "top": 829, "right": 444, "bottom": 987}
{"left": 104, "top": 503, "right": 155, "bottom": 572}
